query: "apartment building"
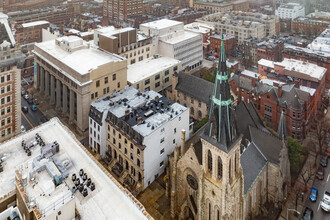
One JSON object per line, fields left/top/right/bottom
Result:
{"left": 140, "top": 19, "right": 203, "bottom": 70}
{"left": 275, "top": 3, "right": 305, "bottom": 20}
{"left": 197, "top": 11, "right": 277, "bottom": 43}
{"left": 103, "top": 0, "right": 143, "bottom": 23}
{"left": 292, "top": 17, "right": 330, "bottom": 36}
{"left": 210, "top": 34, "right": 237, "bottom": 56}
{"left": 33, "top": 36, "right": 127, "bottom": 133}
{"left": 258, "top": 58, "right": 326, "bottom": 118}
{"left": 193, "top": 0, "right": 249, "bottom": 13}
{"left": 127, "top": 56, "right": 182, "bottom": 93}
{"left": 0, "top": 118, "right": 152, "bottom": 219}
{"left": 0, "top": 46, "right": 22, "bottom": 142}
{"left": 89, "top": 86, "right": 189, "bottom": 190}
{"left": 15, "top": 21, "right": 50, "bottom": 45}
{"left": 94, "top": 26, "right": 152, "bottom": 65}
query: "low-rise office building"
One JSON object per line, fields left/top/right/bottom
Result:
{"left": 140, "top": 19, "right": 203, "bottom": 71}
{"left": 15, "top": 21, "right": 50, "bottom": 45}
{"left": 275, "top": 3, "right": 305, "bottom": 20}
{"left": 127, "top": 56, "right": 181, "bottom": 93}
{"left": 33, "top": 36, "right": 127, "bottom": 133}
{"left": 89, "top": 86, "right": 189, "bottom": 190}
{"left": 0, "top": 118, "right": 152, "bottom": 219}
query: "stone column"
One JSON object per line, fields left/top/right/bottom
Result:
{"left": 62, "top": 85, "right": 68, "bottom": 115}
{"left": 69, "top": 89, "right": 75, "bottom": 122}
{"left": 50, "top": 75, "right": 55, "bottom": 104}
{"left": 40, "top": 67, "right": 45, "bottom": 94}
{"left": 45, "top": 71, "right": 50, "bottom": 97}
{"left": 36, "top": 64, "right": 40, "bottom": 88}
{"left": 56, "top": 79, "right": 61, "bottom": 109}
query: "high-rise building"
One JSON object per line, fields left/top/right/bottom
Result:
{"left": 103, "top": 0, "right": 143, "bottom": 24}
{"left": 275, "top": 3, "right": 305, "bottom": 20}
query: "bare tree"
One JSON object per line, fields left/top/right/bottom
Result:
{"left": 299, "top": 162, "right": 314, "bottom": 189}
{"left": 315, "top": 117, "right": 329, "bottom": 155}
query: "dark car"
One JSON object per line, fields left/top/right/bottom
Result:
{"left": 316, "top": 167, "right": 325, "bottom": 180}
{"left": 302, "top": 207, "right": 313, "bottom": 220}
{"left": 27, "top": 98, "right": 34, "bottom": 105}
{"left": 320, "top": 156, "right": 328, "bottom": 167}
{"left": 21, "top": 106, "right": 28, "bottom": 113}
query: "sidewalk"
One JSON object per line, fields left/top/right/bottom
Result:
{"left": 278, "top": 151, "right": 317, "bottom": 220}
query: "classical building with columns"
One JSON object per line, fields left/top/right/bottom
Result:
{"left": 33, "top": 36, "right": 127, "bottom": 132}
{"left": 166, "top": 40, "right": 291, "bottom": 219}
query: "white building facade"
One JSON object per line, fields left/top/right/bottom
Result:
{"left": 140, "top": 19, "right": 203, "bottom": 71}
{"left": 89, "top": 86, "right": 190, "bottom": 190}
{"left": 275, "top": 3, "right": 305, "bottom": 20}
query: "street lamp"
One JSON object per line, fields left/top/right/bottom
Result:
{"left": 287, "top": 208, "right": 300, "bottom": 220}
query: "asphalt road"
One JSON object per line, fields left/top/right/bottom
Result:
{"left": 21, "top": 94, "right": 48, "bottom": 132}
{"left": 303, "top": 159, "right": 330, "bottom": 219}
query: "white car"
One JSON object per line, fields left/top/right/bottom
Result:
{"left": 21, "top": 125, "right": 26, "bottom": 132}
{"left": 321, "top": 191, "right": 330, "bottom": 212}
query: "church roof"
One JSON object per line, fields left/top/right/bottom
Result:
{"left": 277, "top": 111, "right": 287, "bottom": 139}
{"left": 241, "top": 142, "right": 267, "bottom": 195}
{"left": 175, "top": 72, "right": 213, "bottom": 104}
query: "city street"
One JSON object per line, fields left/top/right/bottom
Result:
{"left": 21, "top": 93, "right": 48, "bottom": 132}
{"left": 303, "top": 161, "right": 330, "bottom": 219}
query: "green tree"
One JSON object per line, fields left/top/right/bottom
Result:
{"left": 194, "top": 117, "right": 209, "bottom": 133}
{"left": 287, "top": 137, "right": 307, "bottom": 174}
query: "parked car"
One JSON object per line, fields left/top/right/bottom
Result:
{"left": 321, "top": 191, "right": 330, "bottom": 212}
{"left": 320, "top": 156, "right": 328, "bottom": 167}
{"left": 302, "top": 207, "right": 313, "bottom": 220}
{"left": 23, "top": 94, "right": 29, "bottom": 100}
{"left": 31, "top": 105, "right": 37, "bottom": 112}
{"left": 325, "top": 146, "right": 330, "bottom": 158}
{"left": 316, "top": 167, "right": 324, "bottom": 180}
{"left": 21, "top": 106, "right": 28, "bottom": 113}
{"left": 27, "top": 98, "right": 33, "bottom": 105}
{"left": 21, "top": 125, "right": 26, "bottom": 132}
{"left": 309, "top": 187, "right": 318, "bottom": 202}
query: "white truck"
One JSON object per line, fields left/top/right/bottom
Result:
{"left": 321, "top": 191, "right": 330, "bottom": 212}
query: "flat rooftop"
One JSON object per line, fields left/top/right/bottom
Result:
{"left": 284, "top": 43, "right": 330, "bottom": 58}
{"left": 127, "top": 56, "right": 181, "bottom": 84}
{"left": 307, "top": 29, "right": 330, "bottom": 54}
{"left": 140, "top": 19, "right": 183, "bottom": 30}
{"left": 276, "top": 58, "right": 326, "bottom": 81}
{"left": 91, "top": 86, "right": 187, "bottom": 137}
{"left": 258, "top": 59, "right": 275, "bottom": 68}
{"left": 99, "top": 27, "right": 136, "bottom": 38}
{"left": 0, "top": 118, "right": 151, "bottom": 219}
{"left": 22, "top": 20, "right": 49, "bottom": 28}
{"left": 161, "top": 31, "right": 200, "bottom": 45}
{"left": 34, "top": 36, "right": 125, "bottom": 75}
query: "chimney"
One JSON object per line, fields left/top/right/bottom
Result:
{"left": 180, "top": 129, "right": 186, "bottom": 156}
{"left": 278, "top": 84, "right": 282, "bottom": 98}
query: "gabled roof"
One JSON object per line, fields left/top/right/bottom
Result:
{"left": 241, "top": 142, "right": 267, "bottom": 194}
{"left": 249, "top": 126, "right": 282, "bottom": 164}
{"left": 175, "top": 72, "right": 213, "bottom": 103}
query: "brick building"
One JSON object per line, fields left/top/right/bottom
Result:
{"left": 209, "top": 34, "right": 237, "bottom": 57}
{"left": 257, "top": 39, "right": 284, "bottom": 62}
{"left": 15, "top": 21, "right": 50, "bottom": 45}
{"left": 283, "top": 44, "right": 330, "bottom": 88}
{"left": 230, "top": 74, "right": 315, "bottom": 140}
{"left": 103, "top": 0, "right": 143, "bottom": 24}
{"left": 258, "top": 58, "right": 326, "bottom": 123}
{"left": 291, "top": 17, "right": 330, "bottom": 37}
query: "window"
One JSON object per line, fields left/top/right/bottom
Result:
{"left": 130, "top": 153, "right": 133, "bottom": 160}
{"left": 155, "top": 74, "right": 160, "bottom": 80}
{"left": 136, "top": 84, "right": 139, "bottom": 89}
{"left": 145, "top": 79, "right": 150, "bottom": 85}
{"left": 191, "top": 98, "right": 194, "bottom": 104}
{"left": 208, "top": 150, "right": 212, "bottom": 173}
{"left": 173, "top": 139, "right": 175, "bottom": 144}
{"left": 264, "top": 104, "right": 272, "bottom": 113}
{"left": 174, "top": 128, "right": 176, "bottom": 134}
{"left": 160, "top": 138, "right": 164, "bottom": 143}
{"left": 198, "top": 111, "right": 202, "bottom": 118}
{"left": 7, "top": 106, "right": 10, "bottom": 113}
{"left": 7, "top": 96, "right": 10, "bottom": 102}
{"left": 117, "top": 82, "right": 120, "bottom": 88}
{"left": 7, "top": 117, "right": 11, "bottom": 124}
{"left": 160, "top": 148, "right": 164, "bottom": 155}
{"left": 155, "top": 82, "right": 160, "bottom": 88}
{"left": 165, "top": 70, "right": 169, "bottom": 75}
{"left": 229, "top": 158, "right": 232, "bottom": 180}
{"left": 174, "top": 66, "right": 178, "bottom": 71}
{"left": 160, "top": 161, "right": 164, "bottom": 167}
{"left": 164, "top": 77, "right": 169, "bottom": 83}
{"left": 218, "top": 156, "right": 222, "bottom": 179}
{"left": 104, "top": 77, "right": 108, "bottom": 84}
{"left": 131, "top": 59, "right": 136, "bottom": 64}
{"left": 6, "top": 75, "right": 10, "bottom": 81}
{"left": 95, "top": 92, "right": 98, "bottom": 98}
{"left": 125, "top": 148, "right": 127, "bottom": 155}
{"left": 137, "top": 149, "right": 140, "bottom": 156}
{"left": 91, "top": 94, "right": 94, "bottom": 99}
{"left": 130, "top": 143, "right": 133, "bottom": 149}
{"left": 103, "top": 88, "right": 106, "bottom": 94}
{"left": 137, "top": 159, "right": 140, "bottom": 167}
{"left": 139, "top": 56, "right": 143, "bottom": 61}
{"left": 96, "top": 80, "right": 100, "bottom": 87}
{"left": 112, "top": 74, "right": 116, "bottom": 81}
{"left": 145, "top": 86, "right": 150, "bottom": 91}
{"left": 6, "top": 85, "right": 10, "bottom": 92}
{"left": 190, "top": 107, "right": 194, "bottom": 115}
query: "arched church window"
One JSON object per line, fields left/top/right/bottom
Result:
{"left": 207, "top": 150, "right": 212, "bottom": 173}
{"left": 209, "top": 203, "right": 212, "bottom": 220}
{"left": 190, "top": 107, "right": 194, "bottom": 115}
{"left": 234, "top": 153, "right": 237, "bottom": 174}
{"left": 218, "top": 156, "right": 223, "bottom": 179}
{"left": 229, "top": 158, "right": 232, "bottom": 180}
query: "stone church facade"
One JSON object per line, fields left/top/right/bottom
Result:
{"left": 166, "top": 39, "right": 291, "bottom": 220}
